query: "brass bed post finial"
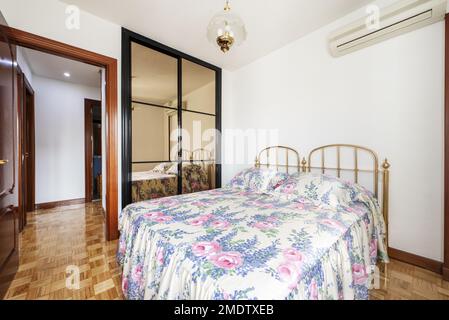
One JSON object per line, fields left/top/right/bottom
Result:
{"left": 301, "top": 158, "right": 307, "bottom": 173}
{"left": 382, "top": 158, "right": 391, "bottom": 170}
{"left": 255, "top": 156, "right": 260, "bottom": 168}
{"left": 382, "top": 159, "right": 390, "bottom": 249}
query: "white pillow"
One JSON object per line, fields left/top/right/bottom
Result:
{"left": 272, "top": 173, "right": 353, "bottom": 207}
{"left": 227, "top": 167, "right": 289, "bottom": 194}
{"left": 152, "top": 163, "right": 171, "bottom": 173}
{"left": 166, "top": 163, "right": 178, "bottom": 175}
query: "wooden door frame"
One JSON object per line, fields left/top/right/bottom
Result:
{"left": 3, "top": 27, "right": 119, "bottom": 240}
{"left": 84, "top": 98, "right": 101, "bottom": 203}
{"left": 444, "top": 14, "right": 449, "bottom": 281}
{"left": 16, "top": 66, "right": 35, "bottom": 231}
{"left": 23, "top": 75, "right": 35, "bottom": 214}
{"left": 16, "top": 66, "right": 25, "bottom": 231}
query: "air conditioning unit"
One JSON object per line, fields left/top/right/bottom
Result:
{"left": 329, "top": 0, "right": 447, "bottom": 57}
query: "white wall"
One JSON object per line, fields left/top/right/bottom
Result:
{"left": 0, "top": 0, "right": 122, "bottom": 210}
{"left": 221, "top": 70, "right": 235, "bottom": 184}
{"left": 33, "top": 76, "right": 100, "bottom": 204}
{"left": 16, "top": 47, "right": 33, "bottom": 84}
{"left": 224, "top": 1, "right": 445, "bottom": 261}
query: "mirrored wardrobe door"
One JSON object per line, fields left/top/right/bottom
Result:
{"left": 181, "top": 59, "right": 217, "bottom": 194}
{"left": 123, "top": 29, "right": 222, "bottom": 207}
{"left": 130, "top": 42, "right": 180, "bottom": 203}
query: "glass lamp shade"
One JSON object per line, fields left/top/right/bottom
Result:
{"left": 207, "top": 7, "right": 247, "bottom": 53}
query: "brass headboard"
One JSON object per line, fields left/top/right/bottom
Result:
{"left": 190, "top": 148, "right": 215, "bottom": 188}
{"left": 308, "top": 144, "right": 380, "bottom": 196}
{"left": 253, "top": 144, "right": 390, "bottom": 248}
{"left": 181, "top": 150, "right": 192, "bottom": 161}
{"left": 190, "top": 148, "right": 214, "bottom": 163}
{"left": 307, "top": 144, "right": 390, "bottom": 246}
{"left": 255, "top": 146, "right": 301, "bottom": 174}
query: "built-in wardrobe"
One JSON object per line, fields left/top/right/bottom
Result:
{"left": 122, "top": 29, "right": 222, "bottom": 208}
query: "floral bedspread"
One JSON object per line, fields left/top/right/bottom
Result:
{"left": 118, "top": 187, "right": 388, "bottom": 300}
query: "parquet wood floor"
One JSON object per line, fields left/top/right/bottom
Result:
{"left": 371, "top": 260, "right": 449, "bottom": 300}
{"left": 3, "top": 203, "right": 449, "bottom": 300}
{"left": 3, "top": 203, "right": 123, "bottom": 300}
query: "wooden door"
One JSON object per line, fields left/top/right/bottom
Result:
{"left": 17, "top": 69, "right": 35, "bottom": 232}
{"left": 17, "top": 68, "right": 25, "bottom": 231}
{"left": 0, "top": 14, "right": 19, "bottom": 298}
{"left": 84, "top": 99, "right": 102, "bottom": 203}
{"left": 24, "top": 80, "right": 35, "bottom": 213}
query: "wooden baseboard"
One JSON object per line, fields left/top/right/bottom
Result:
{"left": 35, "top": 198, "right": 85, "bottom": 210}
{"left": 443, "top": 266, "right": 449, "bottom": 281}
{"left": 388, "top": 247, "right": 443, "bottom": 275}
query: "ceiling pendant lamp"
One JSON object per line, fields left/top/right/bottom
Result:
{"left": 207, "top": 0, "right": 247, "bottom": 53}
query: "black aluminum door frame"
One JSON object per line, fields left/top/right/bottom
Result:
{"left": 121, "top": 28, "right": 222, "bottom": 208}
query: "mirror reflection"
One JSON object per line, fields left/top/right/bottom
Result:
{"left": 130, "top": 43, "right": 218, "bottom": 203}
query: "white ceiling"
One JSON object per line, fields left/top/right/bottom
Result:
{"left": 60, "top": 0, "right": 373, "bottom": 70}
{"left": 20, "top": 47, "right": 102, "bottom": 87}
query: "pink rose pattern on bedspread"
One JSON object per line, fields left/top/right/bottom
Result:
{"left": 118, "top": 186, "right": 388, "bottom": 300}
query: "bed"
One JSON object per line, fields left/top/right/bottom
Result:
{"left": 131, "top": 170, "right": 178, "bottom": 201}
{"left": 119, "top": 145, "right": 390, "bottom": 300}
{"left": 131, "top": 149, "right": 212, "bottom": 202}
